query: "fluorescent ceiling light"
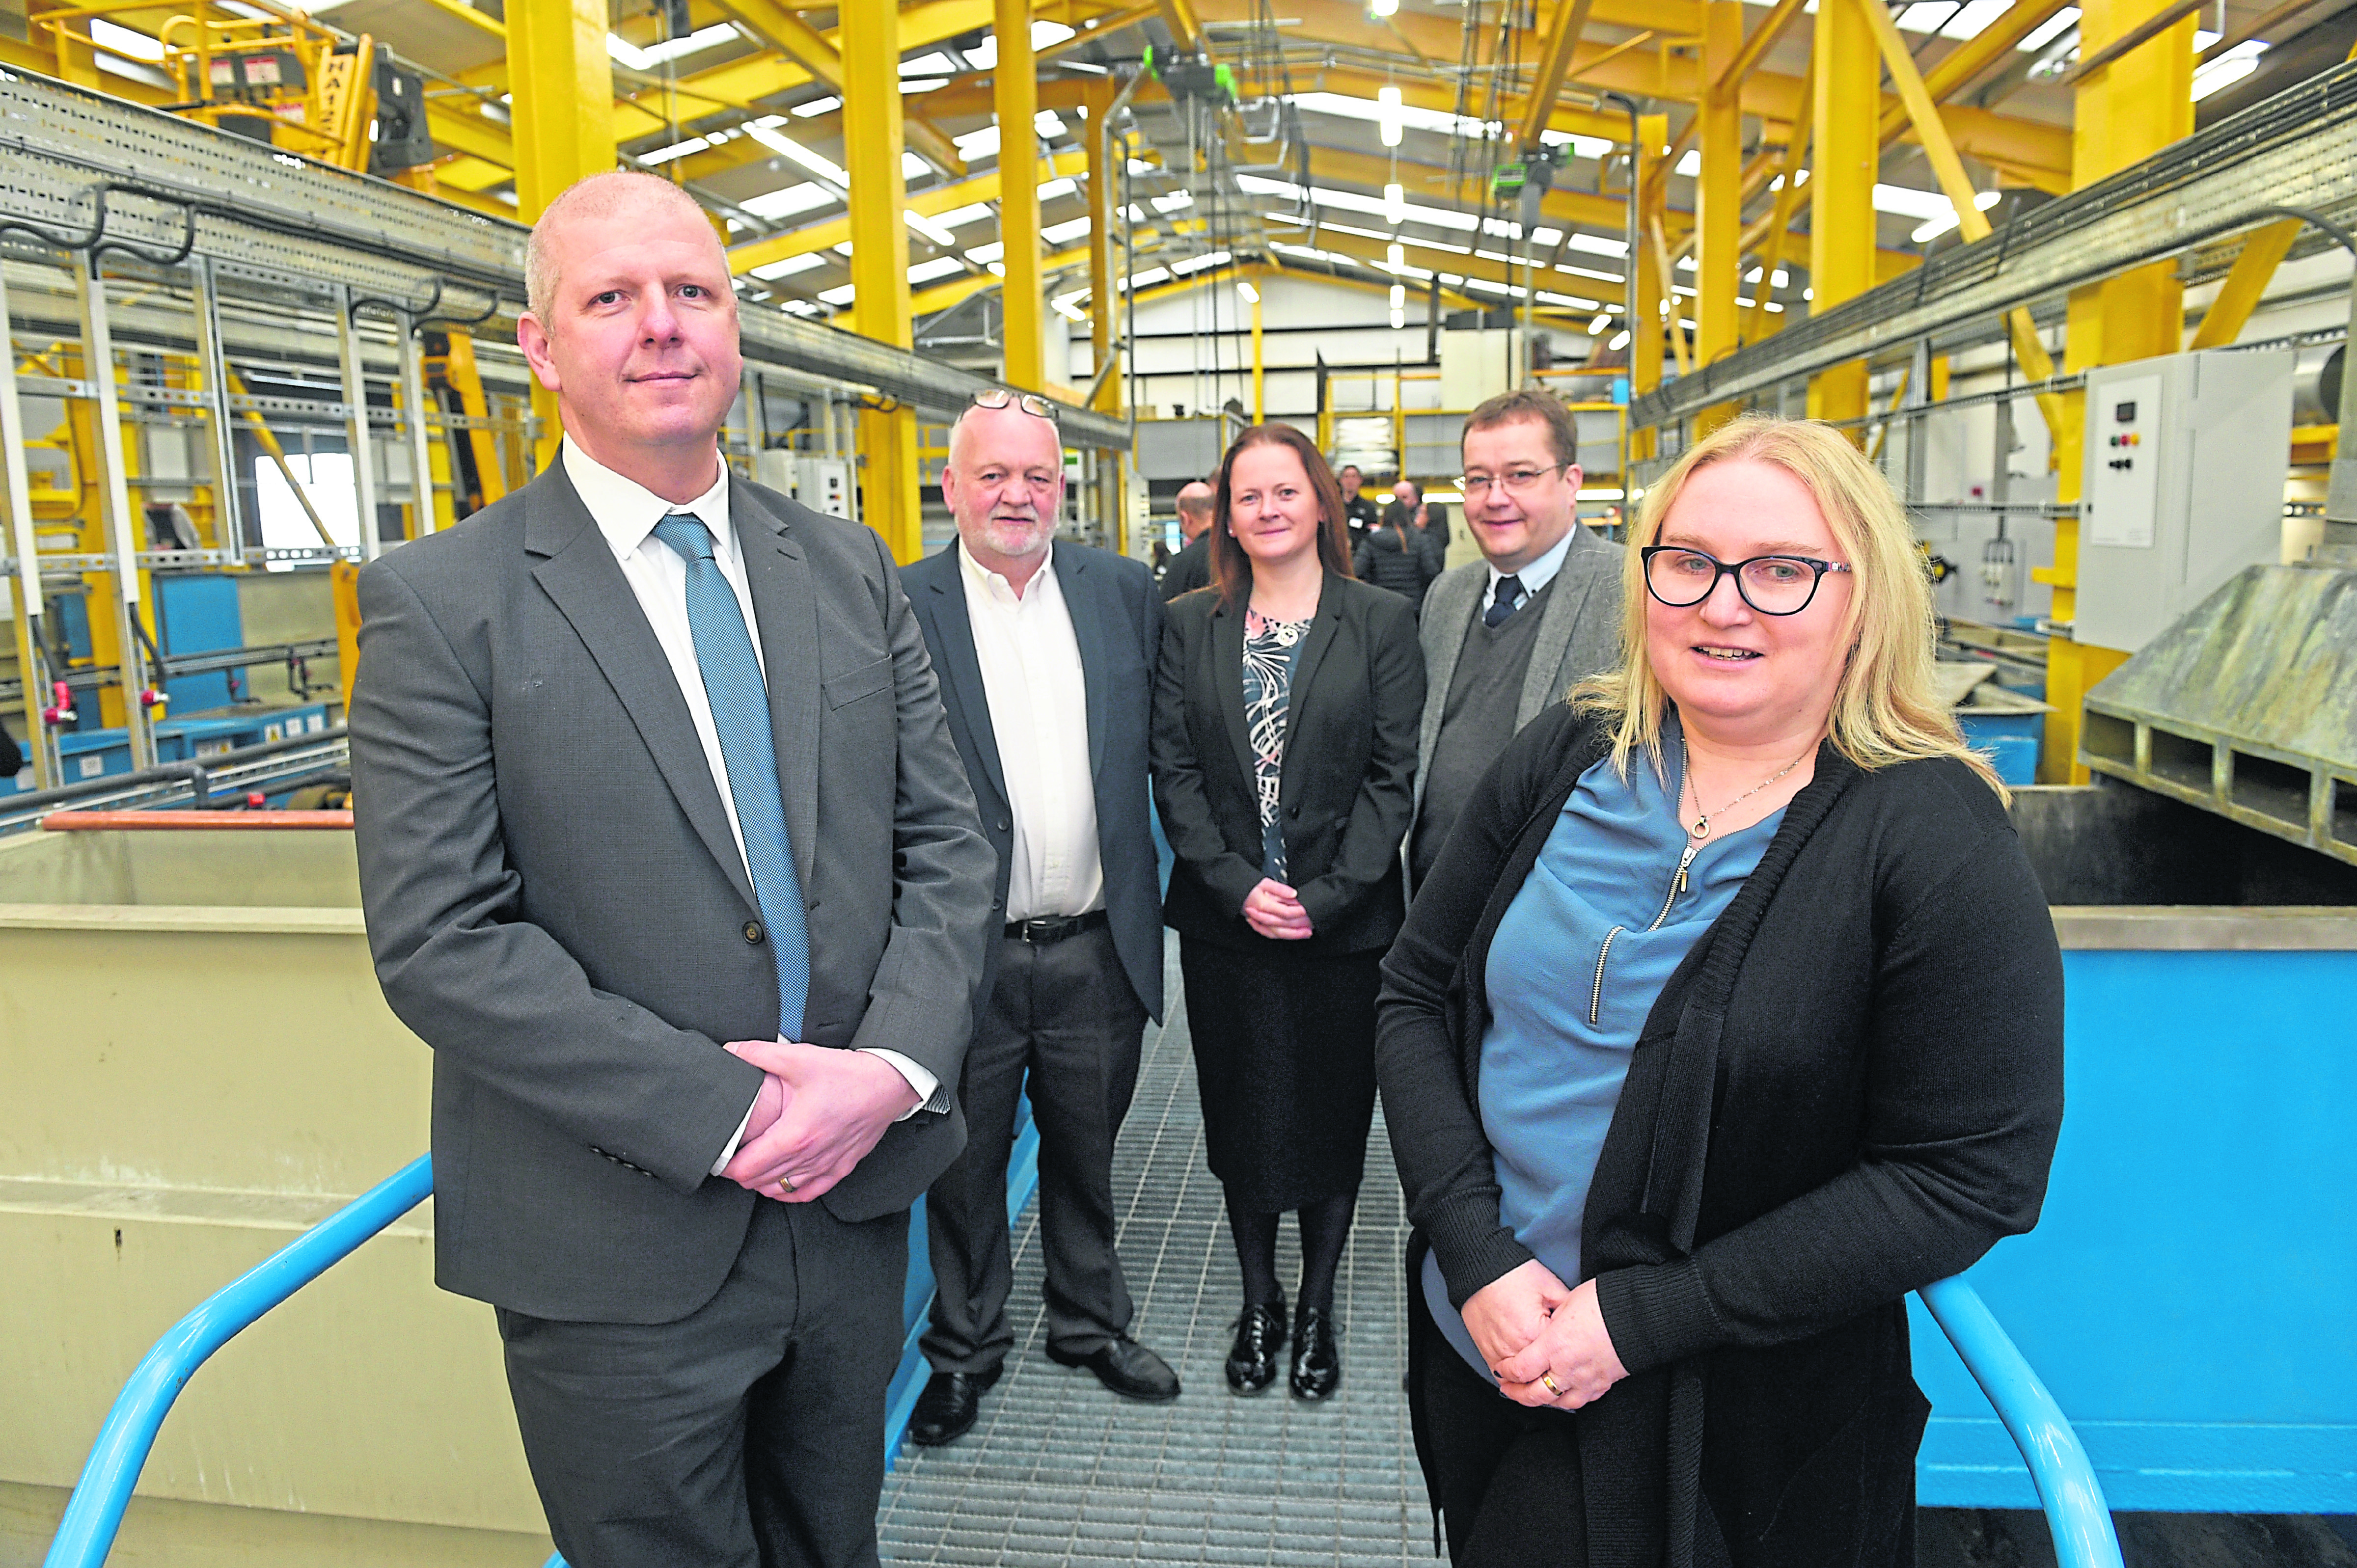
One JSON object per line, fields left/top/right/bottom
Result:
{"left": 739, "top": 181, "right": 835, "bottom": 221}
{"left": 1237, "top": 280, "right": 1260, "bottom": 303}
{"left": 1043, "top": 215, "right": 1093, "bottom": 244}
{"left": 1385, "top": 182, "right": 1404, "bottom": 226}
{"left": 905, "top": 209, "right": 960, "bottom": 246}
{"left": 965, "top": 241, "right": 1006, "bottom": 264}
{"left": 746, "top": 124, "right": 850, "bottom": 190}
{"left": 89, "top": 18, "right": 163, "bottom": 60}
{"left": 2020, "top": 6, "right": 2080, "bottom": 49}
{"left": 1151, "top": 189, "right": 1195, "bottom": 212}
{"left": 1378, "top": 86, "right": 1403, "bottom": 147}
{"left": 1871, "top": 183, "right": 1956, "bottom": 221}
{"left": 818, "top": 283, "right": 856, "bottom": 305}
{"left": 750, "top": 253, "right": 826, "bottom": 281}
{"left": 1589, "top": 313, "right": 1611, "bottom": 334}
{"left": 1053, "top": 296, "right": 1088, "bottom": 322}
{"left": 640, "top": 135, "right": 710, "bottom": 165}
{"left": 2193, "top": 39, "right": 2267, "bottom": 99}
{"left": 792, "top": 96, "right": 840, "bottom": 118}
{"left": 1609, "top": 330, "right": 1631, "bottom": 350}
{"left": 901, "top": 52, "right": 956, "bottom": 75}
{"left": 1674, "top": 149, "right": 1701, "bottom": 178}
{"left": 1563, "top": 232, "right": 1627, "bottom": 257}
{"left": 908, "top": 256, "right": 966, "bottom": 284}
{"left": 933, "top": 202, "right": 996, "bottom": 228}
{"left": 901, "top": 80, "right": 947, "bottom": 94}
{"left": 1039, "top": 177, "right": 1079, "bottom": 201}
{"left": 1536, "top": 129, "right": 1617, "bottom": 159}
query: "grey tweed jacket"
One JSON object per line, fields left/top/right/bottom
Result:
{"left": 1412, "top": 524, "right": 1625, "bottom": 822}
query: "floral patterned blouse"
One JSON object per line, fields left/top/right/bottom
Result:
{"left": 1242, "top": 606, "right": 1312, "bottom": 879}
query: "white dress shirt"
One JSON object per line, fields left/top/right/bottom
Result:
{"left": 957, "top": 542, "right": 1102, "bottom": 922}
{"left": 1482, "top": 525, "right": 1579, "bottom": 616}
{"left": 563, "top": 439, "right": 938, "bottom": 1172}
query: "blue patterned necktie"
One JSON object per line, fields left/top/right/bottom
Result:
{"left": 651, "top": 512, "right": 810, "bottom": 1039}
{"left": 1484, "top": 573, "right": 1526, "bottom": 628}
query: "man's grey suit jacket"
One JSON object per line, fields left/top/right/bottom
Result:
{"left": 351, "top": 464, "right": 995, "bottom": 1327}
{"left": 899, "top": 540, "right": 1166, "bottom": 1024}
{"left": 1413, "top": 524, "right": 1625, "bottom": 818}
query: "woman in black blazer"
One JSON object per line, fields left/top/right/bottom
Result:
{"left": 1375, "top": 416, "right": 2063, "bottom": 1566}
{"left": 1151, "top": 423, "right": 1425, "bottom": 1401}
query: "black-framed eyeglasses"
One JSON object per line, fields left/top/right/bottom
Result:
{"left": 1456, "top": 463, "right": 1569, "bottom": 496}
{"left": 1641, "top": 546, "right": 1852, "bottom": 616}
{"left": 970, "top": 387, "right": 1059, "bottom": 422}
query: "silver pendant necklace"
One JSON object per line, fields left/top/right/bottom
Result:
{"left": 1680, "top": 738, "right": 1806, "bottom": 841}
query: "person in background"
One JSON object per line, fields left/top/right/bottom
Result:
{"left": 350, "top": 171, "right": 993, "bottom": 1568}
{"left": 1337, "top": 463, "right": 1380, "bottom": 544}
{"left": 1376, "top": 415, "right": 2064, "bottom": 1566}
{"left": 1410, "top": 389, "right": 1623, "bottom": 893}
{"left": 1353, "top": 495, "right": 1444, "bottom": 617}
{"left": 1151, "top": 423, "right": 1424, "bottom": 1404}
{"left": 1160, "top": 480, "right": 1218, "bottom": 602}
{"left": 1395, "top": 477, "right": 1450, "bottom": 554}
{"left": 898, "top": 389, "right": 1178, "bottom": 1448}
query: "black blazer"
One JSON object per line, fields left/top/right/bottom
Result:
{"left": 900, "top": 540, "right": 1165, "bottom": 1021}
{"left": 1376, "top": 704, "right": 2064, "bottom": 1567}
{"left": 1151, "top": 573, "right": 1425, "bottom": 955}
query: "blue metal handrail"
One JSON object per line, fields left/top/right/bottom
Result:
{"left": 42, "top": 1155, "right": 436, "bottom": 1568}
{"left": 1918, "top": 1276, "right": 2126, "bottom": 1568}
{"left": 42, "top": 1155, "right": 2122, "bottom": 1568}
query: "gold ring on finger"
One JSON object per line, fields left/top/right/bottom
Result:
{"left": 1540, "top": 1372, "right": 1565, "bottom": 1397}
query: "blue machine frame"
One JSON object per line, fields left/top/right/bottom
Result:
{"left": 41, "top": 1149, "right": 2126, "bottom": 1568}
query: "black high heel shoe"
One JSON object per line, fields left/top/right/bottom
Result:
{"left": 1289, "top": 1305, "right": 1340, "bottom": 1401}
{"left": 1226, "top": 1301, "right": 1288, "bottom": 1394}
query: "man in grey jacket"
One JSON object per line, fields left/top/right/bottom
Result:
{"left": 349, "top": 172, "right": 993, "bottom": 1568}
{"left": 1410, "top": 389, "right": 1623, "bottom": 891}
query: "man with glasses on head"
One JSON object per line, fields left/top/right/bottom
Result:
{"left": 1408, "top": 388, "right": 1624, "bottom": 893}
{"left": 896, "top": 387, "right": 1179, "bottom": 1449}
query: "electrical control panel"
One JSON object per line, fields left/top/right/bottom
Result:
{"left": 2075, "top": 349, "right": 2293, "bottom": 653}
{"left": 753, "top": 451, "right": 852, "bottom": 520}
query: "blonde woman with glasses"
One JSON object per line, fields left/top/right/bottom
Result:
{"left": 1375, "top": 416, "right": 2065, "bottom": 1568}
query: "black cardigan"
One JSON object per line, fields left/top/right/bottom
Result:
{"left": 1151, "top": 573, "right": 1425, "bottom": 955}
{"left": 1375, "top": 704, "right": 2064, "bottom": 1568}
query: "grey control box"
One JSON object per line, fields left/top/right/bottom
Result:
{"left": 2074, "top": 348, "right": 2293, "bottom": 653}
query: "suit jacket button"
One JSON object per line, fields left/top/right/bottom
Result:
{"left": 1287, "top": 803, "right": 1300, "bottom": 817}
{"left": 743, "top": 920, "right": 764, "bottom": 944}
{"left": 997, "top": 817, "right": 1012, "bottom": 832}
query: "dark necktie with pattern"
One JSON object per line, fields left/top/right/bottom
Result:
{"left": 1484, "top": 573, "right": 1527, "bottom": 628}
{"left": 651, "top": 512, "right": 811, "bottom": 1039}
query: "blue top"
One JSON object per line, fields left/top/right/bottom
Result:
{"left": 1425, "top": 726, "right": 1784, "bottom": 1384}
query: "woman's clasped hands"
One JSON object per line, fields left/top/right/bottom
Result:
{"left": 1242, "top": 876, "right": 1315, "bottom": 941}
{"left": 1461, "top": 1258, "right": 1630, "bottom": 1410}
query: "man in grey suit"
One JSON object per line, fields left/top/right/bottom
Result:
{"left": 349, "top": 172, "right": 993, "bottom": 1568}
{"left": 1410, "top": 388, "right": 1623, "bottom": 891}
{"left": 898, "top": 391, "right": 1178, "bottom": 1449}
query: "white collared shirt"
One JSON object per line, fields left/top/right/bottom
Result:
{"left": 563, "top": 439, "right": 939, "bottom": 1161}
{"left": 1482, "top": 526, "right": 1579, "bottom": 616}
{"left": 957, "top": 541, "right": 1102, "bottom": 922}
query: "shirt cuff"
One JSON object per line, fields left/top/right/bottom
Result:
{"left": 861, "top": 1048, "right": 947, "bottom": 1119}
{"left": 710, "top": 1092, "right": 760, "bottom": 1177}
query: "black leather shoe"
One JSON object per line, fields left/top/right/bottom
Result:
{"left": 1225, "top": 1302, "right": 1287, "bottom": 1395}
{"left": 1289, "top": 1306, "right": 1340, "bottom": 1401}
{"left": 907, "top": 1365, "right": 1000, "bottom": 1447}
{"left": 1045, "top": 1335, "right": 1181, "bottom": 1402}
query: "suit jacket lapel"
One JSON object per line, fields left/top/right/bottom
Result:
{"left": 734, "top": 478, "right": 822, "bottom": 890}
{"left": 526, "top": 466, "right": 759, "bottom": 916}
{"left": 1211, "top": 595, "right": 1254, "bottom": 788}
{"left": 1061, "top": 548, "right": 1112, "bottom": 781}
{"left": 1520, "top": 529, "right": 1611, "bottom": 724}
{"left": 923, "top": 543, "right": 1011, "bottom": 810}
{"left": 1278, "top": 575, "right": 1343, "bottom": 811}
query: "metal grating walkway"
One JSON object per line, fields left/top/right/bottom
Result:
{"left": 878, "top": 940, "right": 1435, "bottom": 1567}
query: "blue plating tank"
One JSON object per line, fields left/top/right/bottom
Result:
{"left": 1913, "top": 783, "right": 2357, "bottom": 1511}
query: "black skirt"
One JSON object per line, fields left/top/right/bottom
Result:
{"left": 1178, "top": 936, "right": 1381, "bottom": 1213}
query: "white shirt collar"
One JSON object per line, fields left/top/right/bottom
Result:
{"left": 958, "top": 537, "right": 1058, "bottom": 606}
{"left": 1487, "top": 525, "right": 1578, "bottom": 600}
{"left": 564, "top": 437, "right": 734, "bottom": 565}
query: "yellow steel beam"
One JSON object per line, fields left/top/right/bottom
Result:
{"left": 1880, "top": 0, "right": 2072, "bottom": 138}
{"left": 2189, "top": 219, "right": 2303, "bottom": 349}
{"left": 724, "top": 149, "right": 1089, "bottom": 275}
{"left": 1084, "top": 77, "right": 1119, "bottom": 411}
{"left": 1694, "top": 0, "right": 1743, "bottom": 391}
{"left": 904, "top": 245, "right": 1090, "bottom": 319}
{"left": 1307, "top": 62, "right": 1633, "bottom": 147}
{"left": 1156, "top": 0, "right": 1201, "bottom": 50}
{"left": 843, "top": 0, "right": 922, "bottom": 563}
{"left": 1852, "top": 0, "right": 2064, "bottom": 439}
{"left": 507, "top": 0, "right": 617, "bottom": 218}
{"left": 1632, "top": 111, "right": 1668, "bottom": 399}
{"left": 710, "top": 0, "right": 966, "bottom": 173}
{"left": 995, "top": 0, "right": 1044, "bottom": 390}
{"left": 1717, "top": 0, "right": 1808, "bottom": 91}
{"left": 1518, "top": 0, "right": 1598, "bottom": 152}
{"left": 1740, "top": 52, "right": 1810, "bottom": 349}
{"left": 1807, "top": 0, "right": 1876, "bottom": 426}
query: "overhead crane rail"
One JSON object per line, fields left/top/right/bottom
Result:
{"left": 1630, "top": 57, "right": 2357, "bottom": 431}
{"left": 0, "top": 65, "right": 1128, "bottom": 445}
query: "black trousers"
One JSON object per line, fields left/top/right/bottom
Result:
{"left": 495, "top": 1195, "right": 908, "bottom": 1568}
{"left": 920, "top": 922, "right": 1148, "bottom": 1373}
{"left": 1408, "top": 1242, "right": 1588, "bottom": 1566}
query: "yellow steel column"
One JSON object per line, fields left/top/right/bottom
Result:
{"left": 1629, "top": 113, "right": 1668, "bottom": 466}
{"left": 1694, "top": 0, "right": 1744, "bottom": 436}
{"left": 1806, "top": 0, "right": 1878, "bottom": 427}
{"left": 994, "top": 0, "right": 1043, "bottom": 391}
{"left": 1085, "top": 79, "right": 1119, "bottom": 411}
{"left": 1249, "top": 284, "right": 1264, "bottom": 422}
{"left": 508, "top": 0, "right": 615, "bottom": 475}
{"left": 2040, "top": 0, "right": 2193, "bottom": 780}
{"left": 843, "top": 0, "right": 923, "bottom": 563}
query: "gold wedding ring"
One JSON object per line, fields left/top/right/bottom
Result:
{"left": 1540, "top": 1372, "right": 1565, "bottom": 1398}
{"left": 780, "top": 1176, "right": 797, "bottom": 1194}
